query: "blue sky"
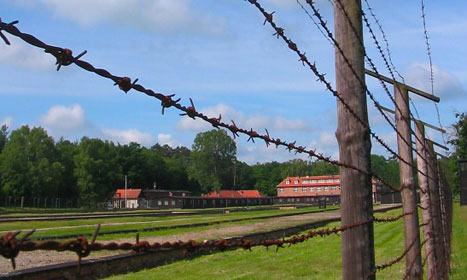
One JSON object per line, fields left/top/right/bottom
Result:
{"left": 0, "top": 0, "right": 465, "bottom": 164}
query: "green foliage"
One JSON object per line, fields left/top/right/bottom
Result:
{"left": 251, "top": 161, "right": 284, "bottom": 196}
{"left": 0, "top": 126, "right": 64, "bottom": 197}
{"left": 311, "top": 160, "right": 339, "bottom": 176}
{"left": 371, "top": 155, "right": 400, "bottom": 188}
{"left": 74, "top": 137, "right": 122, "bottom": 204}
{"left": 449, "top": 112, "right": 467, "bottom": 160}
{"left": 188, "top": 130, "right": 236, "bottom": 193}
{"left": 443, "top": 112, "right": 467, "bottom": 196}
{"left": 0, "top": 124, "right": 8, "bottom": 153}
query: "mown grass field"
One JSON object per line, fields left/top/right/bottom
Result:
{"left": 105, "top": 205, "right": 466, "bottom": 280}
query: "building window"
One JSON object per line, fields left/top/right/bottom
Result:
{"left": 294, "top": 187, "right": 298, "bottom": 193}
{"left": 332, "top": 186, "right": 336, "bottom": 191}
{"left": 326, "top": 179, "right": 333, "bottom": 183}
{"left": 294, "top": 180, "right": 299, "bottom": 184}
{"left": 317, "top": 187, "right": 321, "bottom": 192}
{"left": 157, "top": 200, "right": 162, "bottom": 206}
{"left": 302, "top": 187, "right": 307, "bottom": 192}
{"left": 309, "top": 187, "right": 314, "bottom": 192}
{"left": 164, "top": 201, "right": 168, "bottom": 206}
{"left": 286, "top": 180, "right": 290, "bottom": 185}
{"left": 319, "top": 179, "right": 325, "bottom": 183}
{"left": 171, "top": 200, "right": 175, "bottom": 205}
{"left": 279, "top": 188, "right": 284, "bottom": 193}
{"left": 336, "top": 179, "right": 340, "bottom": 182}
{"left": 311, "top": 180, "right": 316, "bottom": 183}
{"left": 324, "top": 187, "right": 329, "bottom": 192}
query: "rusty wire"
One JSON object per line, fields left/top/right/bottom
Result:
{"left": 330, "top": 0, "right": 437, "bottom": 184}
{"left": 248, "top": 0, "right": 407, "bottom": 172}
{"left": 0, "top": 17, "right": 400, "bottom": 192}
{"left": 420, "top": 0, "right": 446, "bottom": 146}
{"left": 358, "top": 0, "right": 446, "bottom": 176}
{"left": 293, "top": 0, "right": 434, "bottom": 186}
{"left": 374, "top": 231, "right": 429, "bottom": 273}
{"left": 0, "top": 218, "right": 374, "bottom": 270}
{"left": 0, "top": 209, "right": 419, "bottom": 271}
{"left": 361, "top": 0, "right": 423, "bottom": 123}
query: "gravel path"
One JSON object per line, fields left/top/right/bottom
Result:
{"left": 0, "top": 209, "right": 342, "bottom": 274}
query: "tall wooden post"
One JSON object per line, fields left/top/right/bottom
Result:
{"left": 395, "top": 83, "right": 422, "bottom": 279}
{"left": 414, "top": 121, "right": 437, "bottom": 279}
{"left": 426, "top": 142, "right": 445, "bottom": 278}
{"left": 333, "top": 1, "right": 375, "bottom": 279}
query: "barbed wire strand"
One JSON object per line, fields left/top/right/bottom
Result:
{"left": 0, "top": 17, "right": 399, "bottom": 192}
{"left": 297, "top": 0, "right": 433, "bottom": 185}
{"left": 421, "top": 0, "right": 447, "bottom": 146}
{"left": 361, "top": 0, "right": 422, "bottom": 122}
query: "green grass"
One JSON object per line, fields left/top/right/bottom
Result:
{"left": 0, "top": 206, "right": 338, "bottom": 239}
{"left": 105, "top": 205, "right": 466, "bottom": 280}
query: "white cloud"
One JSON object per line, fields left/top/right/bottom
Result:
{"left": 102, "top": 128, "right": 155, "bottom": 147}
{"left": 39, "top": 104, "right": 87, "bottom": 131}
{"left": 38, "top": 0, "right": 224, "bottom": 35}
{"left": 176, "top": 103, "right": 311, "bottom": 133}
{"left": 1, "top": 116, "right": 13, "bottom": 127}
{"left": 404, "top": 63, "right": 466, "bottom": 101}
{"left": 0, "top": 37, "right": 54, "bottom": 71}
{"left": 157, "top": 133, "right": 180, "bottom": 148}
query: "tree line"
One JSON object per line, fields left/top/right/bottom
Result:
{"left": 0, "top": 113, "right": 463, "bottom": 205}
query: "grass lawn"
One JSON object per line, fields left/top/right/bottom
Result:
{"left": 105, "top": 205, "right": 466, "bottom": 280}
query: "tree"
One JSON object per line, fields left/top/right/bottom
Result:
{"left": 311, "top": 160, "right": 339, "bottom": 176}
{"left": 0, "top": 126, "right": 64, "bottom": 197}
{"left": 0, "top": 124, "right": 8, "bottom": 153}
{"left": 188, "top": 129, "right": 236, "bottom": 193}
{"left": 444, "top": 112, "right": 467, "bottom": 196}
{"left": 251, "top": 161, "right": 283, "bottom": 196}
{"left": 55, "top": 138, "right": 79, "bottom": 198}
{"left": 280, "top": 159, "right": 312, "bottom": 178}
{"left": 74, "top": 137, "right": 122, "bottom": 205}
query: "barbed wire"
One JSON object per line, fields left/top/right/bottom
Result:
{"left": 357, "top": 0, "right": 434, "bottom": 155}
{"left": 374, "top": 227, "right": 430, "bottom": 273}
{"left": 244, "top": 0, "right": 435, "bottom": 190}
{"left": 333, "top": 0, "right": 444, "bottom": 187}
{"left": 295, "top": 0, "right": 334, "bottom": 47}
{"left": 421, "top": 0, "right": 447, "bottom": 146}
{"left": 0, "top": 17, "right": 399, "bottom": 192}
{"left": 0, "top": 209, "right": 418, "bottom": 271}
{"left": 0, "top": 217, "right": 375, "bottom": 270}
{"left": 361, "top": 0, "right": 422, "bottom": 123}
{"left": 296, "top": 0, "right": 433, "bottom": 184}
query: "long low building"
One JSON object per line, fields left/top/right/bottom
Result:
{"left": 276, "top": 175, "right": 378, "bottom": 203}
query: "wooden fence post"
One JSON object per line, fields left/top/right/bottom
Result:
{"left": 394, "top": 83, "right": 422, "bottom": 279}
{"left": 426, "top": 142, "right": 446, "bottom": 278}
{"left": 414, "top": 121, "right": 437, "bottom": 279}
{"left": 333, "top": 1, "right": 375, "bottom": 279}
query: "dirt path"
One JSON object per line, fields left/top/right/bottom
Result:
{"left": 0, "top": 209, "right": 342, "bottom": 274}
{"left": 0, "top": 216, "right": 215, "bottom": 234}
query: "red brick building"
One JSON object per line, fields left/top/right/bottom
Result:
{"left": 277, "top": 175, "right": 378, "bottom": 202}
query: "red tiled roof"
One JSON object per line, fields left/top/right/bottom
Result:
{"left": 203, "top": 190, "right": 263, "bottom": 198}
{"left": 114, "top": 189, "right": 142, "bottom": 200}
{"left": 238, "top": 190, "right": 263, "bottom": 198}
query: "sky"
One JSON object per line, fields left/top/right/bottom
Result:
{"left": 0, "top": 0, "right": 466, "bottom": 164}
